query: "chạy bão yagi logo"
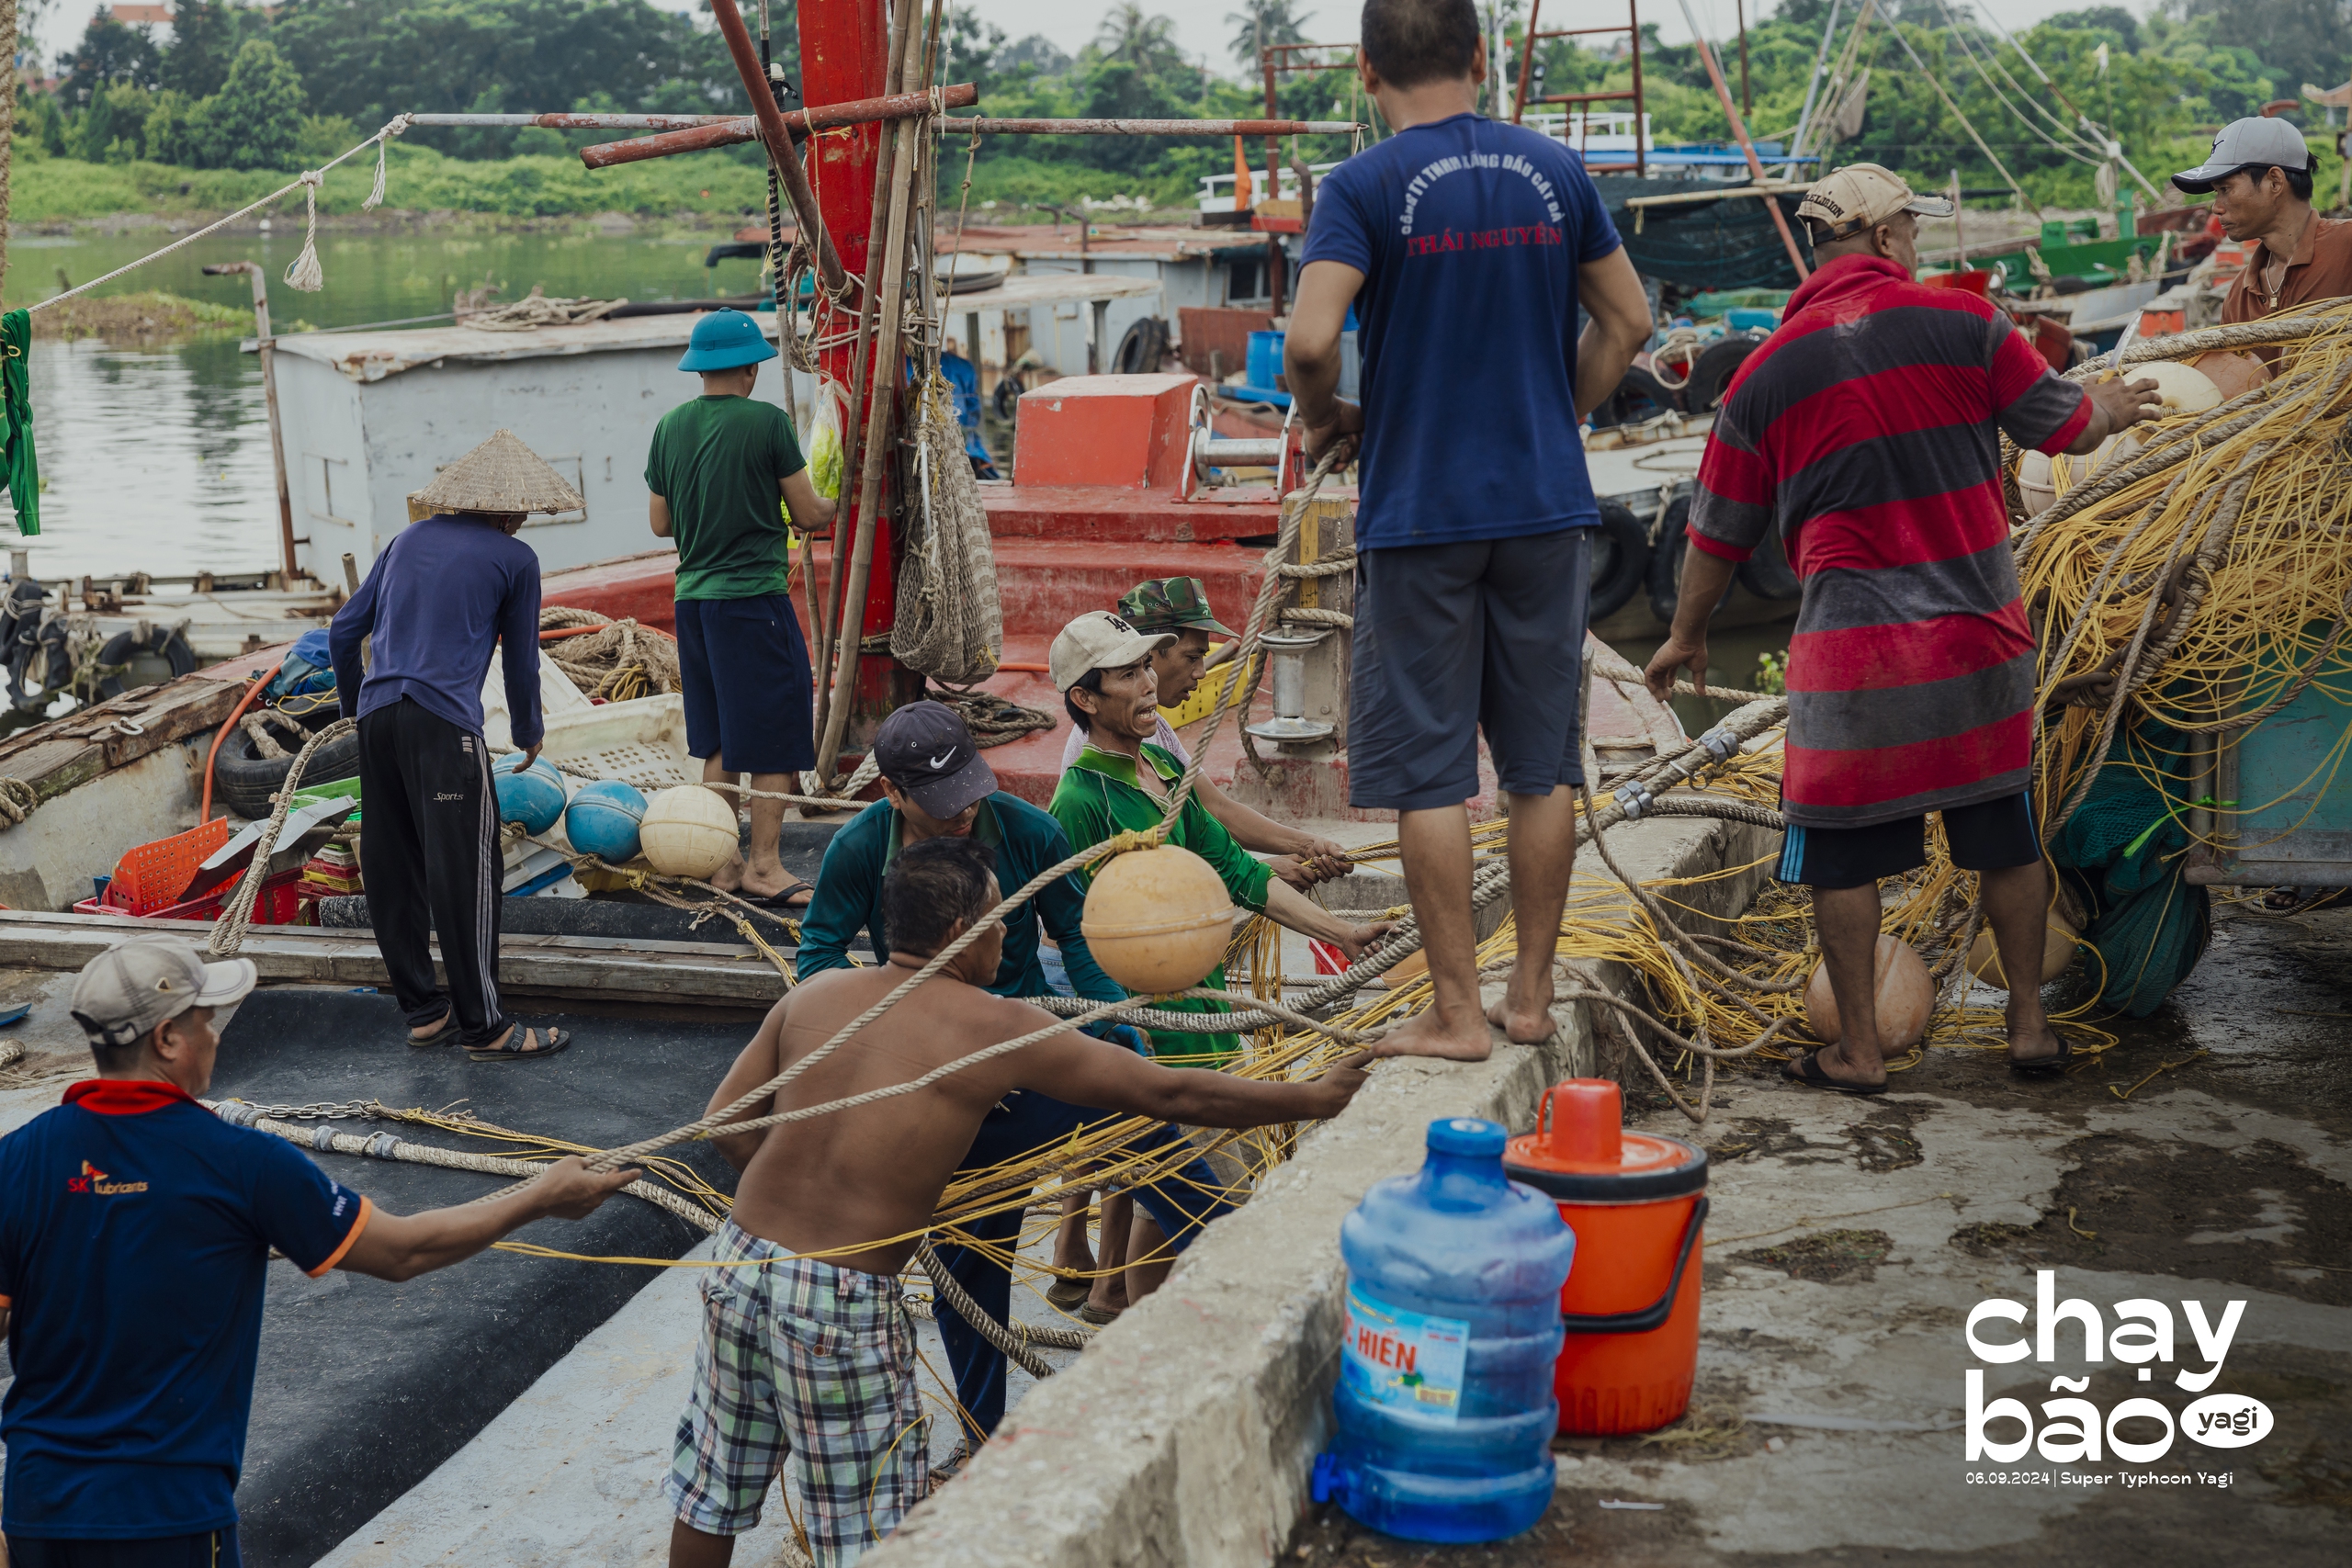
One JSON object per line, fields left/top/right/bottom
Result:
{"left": 1963, "top": 1271, "right": 2272, "bottom": 1463}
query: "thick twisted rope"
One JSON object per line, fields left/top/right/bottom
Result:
{"left": 215, "top": 1100, "right": 722, "bottom": 1230}
{"left": 209, "top": 717, "right": 356, "bottom": 957}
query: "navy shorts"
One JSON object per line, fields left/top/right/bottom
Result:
{"left": 1777, "top": 792, "right": 2041, "bottom": 890}
{"left": 1347, "top": 529, "right": 1591, "bottom": 812}
{"left": 673, "top": 594, "right": 816, "bottom": 775}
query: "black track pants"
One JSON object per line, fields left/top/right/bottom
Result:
{"left": 357, "top": 698, "right": 509, "bottom": 1045}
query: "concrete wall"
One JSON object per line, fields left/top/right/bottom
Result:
{"left": 869, "top": 809, "right": 1774, "bottom": 1568}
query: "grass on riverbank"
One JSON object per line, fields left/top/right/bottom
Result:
{"left": 11, "top": 143, "right": 1203, "bottom": 224}
{"left": 28, "top": 289, "right": 250, "bottom": 339}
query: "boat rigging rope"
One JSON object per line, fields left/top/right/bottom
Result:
{"left": 30, "top": 116, "right": 413, "bottom": 311}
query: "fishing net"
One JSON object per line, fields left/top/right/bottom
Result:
{"left": 890, "top": 374, "right": 1002, "bottom": 684}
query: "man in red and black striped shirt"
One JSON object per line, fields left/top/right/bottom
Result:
{"left": 1645, "top": 164, "right": 2159, "bottom": 1091}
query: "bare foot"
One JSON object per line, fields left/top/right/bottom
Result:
{"left": 409, "top": 1010, "right": 453, "bottom": 1043}
{"left": 1087, "top": 1278, "right": 1130, "bottom": 1314}
{"left": 1484, "top": 962, "right": 1558, "bottom": 1045}
{"left": 1373, "top": 1006, "right": 1495, "bottom": 1062}
{"left": 709, "top": 852, "right": 747, "bottom": 893}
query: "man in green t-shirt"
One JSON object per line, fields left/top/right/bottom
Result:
{"left": 646, "top": 310, "right": 836, "bottom": 906}
{"left": 1048, "top": 611, "right": 1393, "bottom": 1064}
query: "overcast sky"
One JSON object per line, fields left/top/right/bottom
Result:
{"left": 34, "top": 0, "right": 2130, "bottom": 84}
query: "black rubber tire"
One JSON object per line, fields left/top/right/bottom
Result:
{"left": 1683, "top": 333, "right": 1764, "bottom": 413}
{"left": 1645, "top": 496, "right": 1736, "bottom": 626}
{"left": 212, "top": 724, "right": 363, "bottom": 820}
{"left": 1736, "top": 527, "right": 1803, "bottom": 602}
{"left": 1114, "top": 315, "right": 1171, "bottom": 375}
{"left": 1597, "top": 363, "right": 1683, "bottom": 426}
{"left": 95, "top": 625, "right": 198, "bottom": 698}
{"left": 1587, "top": 500, "right": 1650, "bottom": 620}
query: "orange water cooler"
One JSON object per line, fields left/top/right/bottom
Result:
{"left": 1503, "top": 1079, "right": 1709, "bottom": 1435}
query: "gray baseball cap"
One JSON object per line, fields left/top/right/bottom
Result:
{"left": 2173, "top": 118, "right": 2315, "bottom": 193}
{"left": 70, "top": 936, "right": 256, "bottom": 1049}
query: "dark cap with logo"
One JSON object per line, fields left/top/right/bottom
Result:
{"left": 873, "top": 700, "right": 998, "bottom": 820}
{"left": 1117, "top": 576, "right": 1237, "bottom": 636}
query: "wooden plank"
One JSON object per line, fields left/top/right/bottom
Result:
{"left": 0, "top": 910, "right": 786, "bottom": 1008}
{"left": 0, "top": 674, "right": 249, "bottom": 796}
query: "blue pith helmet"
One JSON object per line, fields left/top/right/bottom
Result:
{"left": 677, "top": 308, "right": 778, "bottom": 371}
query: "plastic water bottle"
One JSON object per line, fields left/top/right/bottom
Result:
{"left": 1312, "top": 1118, "right": 1577, "bottom": 1542}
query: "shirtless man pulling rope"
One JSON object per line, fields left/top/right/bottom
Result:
{"left": 664, "top": 836, "right": 1366, "bottom": 1568}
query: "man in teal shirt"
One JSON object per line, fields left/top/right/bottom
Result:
{"left": 795, "top": 702, "right": 1227, "bottom": 1442}
{"left": 645, "top": 309, "right": 834, "bottom": 908}
{"left": 795, "top": 700, "right": 1118, "bottom": 1003}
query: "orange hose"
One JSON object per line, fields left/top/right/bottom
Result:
{"left": 201, "top": 663, "right": 280, "bottom": 823}
{"left": 538, "top": 625, "right": 607, "bottom": 641}
{"left": 995, "top": 661, "right": 1048, "bottom": 672}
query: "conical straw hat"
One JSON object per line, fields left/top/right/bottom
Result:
{"left": 412, "top": 429, "right": 585, "bottom": 515}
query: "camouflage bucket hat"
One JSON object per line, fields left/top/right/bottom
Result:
{"left": 1117, "top": 576, "right": 1237, "bottom": 637}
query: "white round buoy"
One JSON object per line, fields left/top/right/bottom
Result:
{"left": 2130, "top": 358, "right": 2222, "bottom": 414}
{"left": 1080, "top": 843, "right": 1234, "bottom": 993}
{"left": 639, "top": 786, "right": 740, "bottom": 878}
{"left": 1804, "top": 935, "right": 1935, "bottom": 1049}
{"left": 1965, "top": 915, "right": 2080, "bottom": 988}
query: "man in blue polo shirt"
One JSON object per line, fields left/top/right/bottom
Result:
{"left": 1284, "top": 0, "right": 1654, "bottom": 1062}
{"left": 0, "top": 936, "right": 639, "bottom": 1566}
{"left": 796, "top": 701, "right": 1231, "bottom": 1447}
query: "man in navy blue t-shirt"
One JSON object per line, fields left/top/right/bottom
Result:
{"left": 1286, "top": 0, "right": 1653, "bottom": 1061}
{"left": 0, "top": 936, "right": 639, "bottom": 1566}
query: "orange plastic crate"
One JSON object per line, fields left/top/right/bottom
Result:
{"left": 108, "top": 819, "right": 233, "bottom": 916}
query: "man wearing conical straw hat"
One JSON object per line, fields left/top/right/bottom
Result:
{"left": 329, "top": 430, "right": 581, "bottom": 1062}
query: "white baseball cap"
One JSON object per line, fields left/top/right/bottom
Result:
{"left": 2172, "top": 118, "right": 2316, "bottom": 193}
{"left": 1049, "top": 611, "right": 1175, "bottom": 693}
{"left": 71, "top": 936, "right": 256, "bottom": 1049}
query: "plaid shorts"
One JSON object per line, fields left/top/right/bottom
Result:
{"left": 666, "top": 1223, "right": 930, "bottom": 1565}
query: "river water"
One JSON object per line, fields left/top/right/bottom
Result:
{"left": 3, "top": 225, "right": 766, "bottom": 581}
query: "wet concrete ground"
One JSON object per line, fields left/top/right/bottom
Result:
{"left": 1295, "top": 900, "right": 2352, "bottom": 1568}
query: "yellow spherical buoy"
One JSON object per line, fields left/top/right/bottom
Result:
{"left": 1965, "top": 915, "right": 2080, "bottom": 988}
{"left": 1804, "top": 935, "right": 1934, "bottom": 1049}
{"left": 1080, "top": 842, "right": 1234, "bottom": 994}
{"left": 639, "top": 785, "right": 740, "bottom": 878}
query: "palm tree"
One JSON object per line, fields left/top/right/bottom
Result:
{"left": 1227, "top": 0, "right": 1314, "bottom": 69}
{"left": 1095, "top": 2, "right": 1181, "bottom": 73}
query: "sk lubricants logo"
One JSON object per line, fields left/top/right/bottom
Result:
{"left": 68, "top": 1159, "right": 149, "bottom": 1196}
{"left": 1963, "top": 1271, "right": 2270, "bottom": 1469}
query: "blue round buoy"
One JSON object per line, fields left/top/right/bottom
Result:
{"left": 492, "top": 752, "right": 567, "bottom": 834}
{"left": 565, "top": 779, "right": 648, "bottom": 863}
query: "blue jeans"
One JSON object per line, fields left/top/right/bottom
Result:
{"left": 933, "top": 1090, "right": 1232, "bottom": 1436}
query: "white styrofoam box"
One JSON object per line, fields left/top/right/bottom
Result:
{"left": 538, "top": 694, "right": 698, "bottom": 792}
{"left": 481, "top": 658, "right": 594, "bottom": 755}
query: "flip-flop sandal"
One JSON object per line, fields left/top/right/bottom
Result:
{"left": 1044, "top": 1276, "right": 1092, "bottom": 1310}
{"left": 407, "top": 1011, "right": 457, "bottom": 1049}
{"left": 467, "top": 1026, "right": 572, "bottom": 1063}
{"left": 2008, "top": 1037, "right": 2075, "bottom": 1077}
{"left": 1784, "top": 1052, "right": 1888, "bottom": 1097}
{"left": 1075, "top": 1300, "right": 1124, "bottom": 1326}
{"left": 740, "top": 879, "right": 815, "bottom": 910}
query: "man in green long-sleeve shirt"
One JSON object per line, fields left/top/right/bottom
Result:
{"left": 1047, "top": 612, "right": 1393, "bottom": 1066}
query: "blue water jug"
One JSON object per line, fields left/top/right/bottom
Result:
{"left": 1312, "top": 1118, "right": 1577, "bottom": 1542}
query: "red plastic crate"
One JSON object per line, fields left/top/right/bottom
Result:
{"left": 78, "top": 867, "right": 308, "bottom": 926}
